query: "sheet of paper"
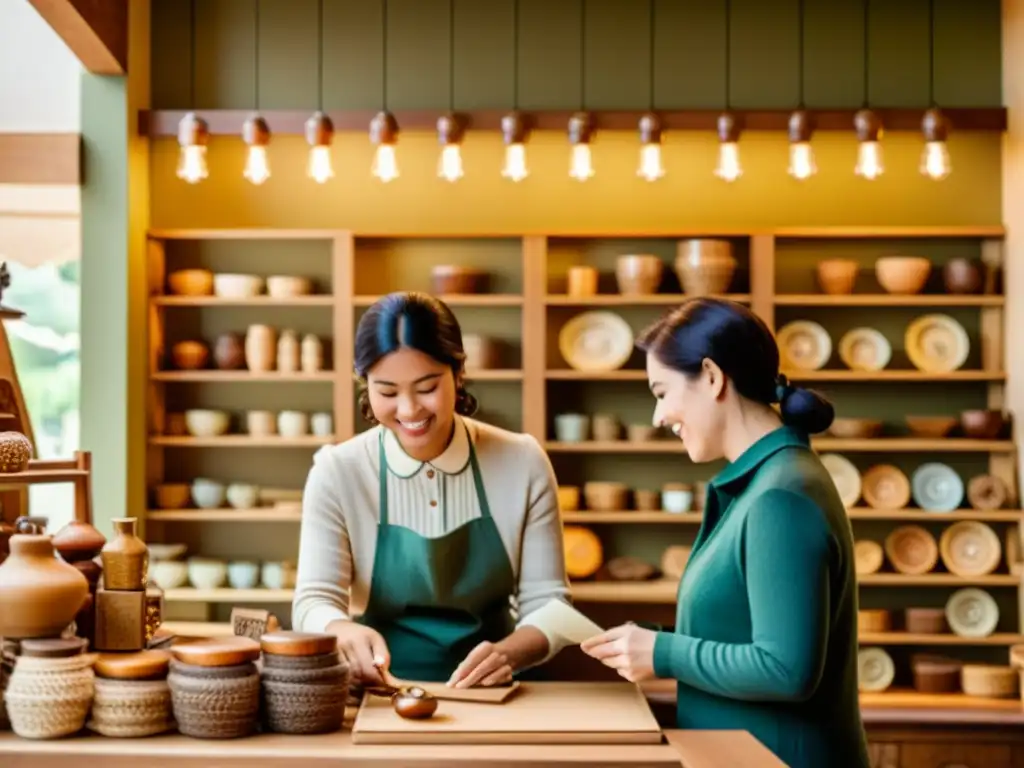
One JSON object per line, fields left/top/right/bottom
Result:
{"left": 528, "top": 598, "right": 605, "bottom": 645}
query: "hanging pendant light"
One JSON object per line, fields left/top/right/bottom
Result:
{"left": 714, "top": 113, "right": 742, "bottom": 182}
{"left": 370, "top": 111, "right": 399, "bottom": 182}
{"left": 437, "top": 114, "right": 465, "bottom": 182}
{"left": 787, "top": 110, "right": 816, "bottom": 180}
{"left": 242, "top": 1, "right": 269, "bottom": 184}
{"left": 854, "top": 109, "right": 884, "bottom": 179}
{"left": 176, "top": 0, "right": 208, "bottom": 184}
{"left": 919, "top": 0, "right": 950, "bottom": 180}
{"left": 568, "top": 112, "right": 595, "bottom": 181}
{"left": 305, "top": 0, "right": 333, "bottom": 183}
{"left": 177, "top": 112, "right": 209, "bottom": 184}
{"left": 501, "top": 111, "right": 529, "bottom": 182}
{"left": 637, "top": 114, "right": 664, "bottom": 181}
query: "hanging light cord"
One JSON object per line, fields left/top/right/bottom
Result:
{"left": 189, "top": 0, "right": 196, "bottom": 108}
{"left": 724, "top": 0, "right": 731, "bottom": 109}
{"left": 449, "top": 0, "right": 455, "bottom": 111}
{"left": 648, "top": 0, "right": 655, "bottom": 110}
{"left": 797, "top": 0, "right": 804, "bottom": 108}
{"left": 316, "top": 0, "right": 324, "bottom": 111}
{"left": 253, "top": 0, "right": 260, "bottom": 109}
{"left": 381, "top": 0, "right": 388, "bottom": 111}
{"left": 862, "top": 0, "right": 869, "bottom": 107}
{"left": 579, "top": 0, "right": 586, "bottom": 110}
{"left": 512, "top": 0, "right": 519, "bottom": 109}
{"left": 927, "top": 0, "right": 935, "bottom": 106}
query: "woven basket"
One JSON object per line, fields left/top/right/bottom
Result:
{"left": 88, "top": 677, "right": 174, "bottom": 738}
{"left": 261, "top": 675, "right": 349, "bottom": 735}
{"left": 261, "top": 650, "right": 340, "bottom": 671}
{"left": 168, "top": 661, "right": 260, "bottom": 739}
{"left": 4, "top": 653, "right": 96, "bottom": 739}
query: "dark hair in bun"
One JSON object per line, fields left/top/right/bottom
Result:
{"left": 636, "top": 298, "right": 835, "bottom": 435}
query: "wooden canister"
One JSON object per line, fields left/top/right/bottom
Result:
{"left": 567, "top": 266, "right": 598, "bottom": 297}
{"left": 961, "top": 664, "right": 1019, "bottom": 698}
{"left": 904, "top": 607, "right": 948, "bottom": 634}
{"left": 259, "top": 632, "right": 350, "bottom": 735}
{"left": 101, "top": 518, "right": 149, "bottom": 590}
{"left": 911, "top": 655, "right": 961, "bottom": 694}
{"left": 857, "top": 609, "right": 891, "bottom": 633}
{"left": 89, "top": 651, "right": 173, "bottom": 737}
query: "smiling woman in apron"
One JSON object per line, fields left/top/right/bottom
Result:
{"left": 292, "top": 291, "right": 571, "bottom": 689}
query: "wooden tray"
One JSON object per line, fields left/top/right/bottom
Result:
{"left": 351, "top": 681, "right": 663, "bottom": 745}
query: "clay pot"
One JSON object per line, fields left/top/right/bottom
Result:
{"left": 943, "top": 258, "right": 982, "bottom": 294}
{"left": 213, "top": 333, "right": 246, "bottom": 370}
{"left": 875, "top": 256, "right": 931, "bottom": 295}
{"left": 816, "top": 259, "right": 858, "bottom": 295}
{"left": 614, "top": 255, "right": 664, "bottom": 295}
{"left": 960, "top": 409, "right": 1006, "bottom": 439}
{"left": 277, "top": 330, "right": 300, "bottom": 373}
{"left": 675, "top": 239, "right": 736, "bottom": 295}
{"left": 171, "top": 340, "right": 209, "bottom": 370}
{"left": 245, "top": 325, "right": 277, "bottom": 372}
{"left": 0, "top": 431, "right": 32, "bottom": 473}
{"left": 301, "top": 334, "right": 323, "bottom": 373}
{"left": 101, "top": 517, "right": 149, "bottom": 590}
{"left": 431, "top": 266, "right": 489, "bottom": 294}
{"left": 52, "top": 520, "right": 107, "bottom": 563}
{"left": 0, "top": 534, "right": 89, "bottom": 638}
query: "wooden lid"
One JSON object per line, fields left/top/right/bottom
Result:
{"left": 94, "top": 650, "right": 171, "bottom": 680}
{"left": 260, "top": 630, "right": 337, "bottom": 657}
{"left": 18, "top": 638, "right": 87, "bottom": 658}
{"left": 169, "top": 636, "right": 261, "bottom": 667}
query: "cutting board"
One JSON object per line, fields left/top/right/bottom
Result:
{"left": 351, "top": 681, "right": 663, "bottom": 745}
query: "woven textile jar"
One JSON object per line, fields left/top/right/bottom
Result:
{"left": 4, "top": 639, "right": 96, "bottom": 739}
{"left": 88, "top": 650, "right": 174, "bottom": 737}
{"left": 259, "top": 633, "right": 350, "bottom": 734}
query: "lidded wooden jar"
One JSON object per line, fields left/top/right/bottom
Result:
{"left": 88, "top": 650, "right": 174, "bottom": 737}
{"left": 259, "top": 631, "right": 350, "bottom": 734}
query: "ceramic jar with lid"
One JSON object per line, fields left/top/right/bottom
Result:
{"left": 277, "top": 329, "right": 300, "bottom": 373}
{"left": 245, "top": 325, "right": 277, "bottom": 372}
{"left": 89, "top": 650, "right": 174, "bottom": 737}
{"left": 168, "top": 637, "right": 262, "bottom": 739}
{"left": 101, "top": 518, "right": 149, "bottom": 590}
{"left": 0, "top": 534, "right": 89, "bottom": 638}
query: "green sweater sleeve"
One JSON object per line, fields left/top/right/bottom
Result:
{"left": 652, "top": 488, "right": 833, "bottom": 702}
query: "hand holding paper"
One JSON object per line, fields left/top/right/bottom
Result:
{"left": 527, "top": 598, "right": 605, "bottom": 645}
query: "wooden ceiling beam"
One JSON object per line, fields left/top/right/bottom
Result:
{"left": 27, "top": 0, "right": 128, "bottom": 75}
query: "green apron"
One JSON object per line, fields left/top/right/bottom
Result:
{"left": 356, "top": 431, "right": 517, "bottom": 682}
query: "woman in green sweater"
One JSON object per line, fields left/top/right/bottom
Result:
{"left": 581, "top": 298, "right": 869, "bottom": 768}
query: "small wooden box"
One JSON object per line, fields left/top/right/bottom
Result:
{"left": 94, "top": 588, "right": 147, "bottom": 652}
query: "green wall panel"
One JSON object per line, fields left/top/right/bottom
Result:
{"left": 452, "top": 0, "right": 514, "bottom": 110}
{"left": 517, "top": 0, "right": 583, "bottom": 110}
{"left": 149, "top": 0, "right": 1004, "bottom": 112}
{"left": 386, "top": 0, "right": 451, "bottom": 111}
{"left": 934, "top": 0, "right": 1002, "bottom": 107}
{"left": 868, "top": 0, "right": 930, "bottom": 107}
{"left": 150, "top": 0, "right": 193, "bottom": 109}
{"left": 729, "top": 0, "right": 800, "bottom": 109}
{"left": 195, "top": 0, "right": 257, "bottom": 110}
{"left": 583, "top": 0, "right": 652, "bottom": 111}
{"left": 322, "top": 0, "right": 383, "bottom": 111}
{"left": 652, "top": 0, "right": 725, "bottom": 109}
{"left": 257, "top": 0, "right": 319, "bottom": 110}
{"left": 803, "top": 0, "right": 864, "bottom": 108}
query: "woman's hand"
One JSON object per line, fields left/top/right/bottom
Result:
{"left": 326, "top": 620, "right": 390, "bottom": 686}
{"left": 447, "top": 640, "right": 514, "bottom": 688}
{"left": 580, "top": 623, "right": 657, "bottom": 683}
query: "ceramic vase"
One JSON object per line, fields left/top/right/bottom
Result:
{"left": 52, "top": 520, "right": 107, "bottom": 564}
{"left": 245, "top": 325, "right": 277, "bottom": 372}
{"left": 277, "top": 329, "right": 300, "bottom": 373}
{"left": 301, "top": 334, "right": 323, "bottom": 373}
{"left": 0, "top": 534, "right": 89, "bottom": 638}
{"left": 213, "top": 333, "right": 246, "bottom": 370}
{"left": 101, "top": 517, "right": 149, "bottom": 590}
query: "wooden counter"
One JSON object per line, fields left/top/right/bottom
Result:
{"left": 0, "top": 729, "right": 783, "bottom": 767}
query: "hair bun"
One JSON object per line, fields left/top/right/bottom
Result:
{"left": 779, "top": 385, "right": 834, "bottom": 435}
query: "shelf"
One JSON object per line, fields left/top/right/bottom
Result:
{"left": 353, "top": 294, "right": 523, "bottom": 307}
{"left": 149, "top": 436, "right": 333, "bottom": 448}
{"left": 149, "top": 228, "right": 343, "bottom": 239}
{"left": 163, "top": 588, "right": 294, "bottom": 602}
{"left": 771, "top": 226, "right": 1006, "bottom": 238}
{"left": 783, "top": 370, "right": 1005, "bottom": 382}
{"left": 774, "top": 294, "right": 1005, "bottom": 307}
{"left": 151, "top": 371, "right": 334, "bottom": 383}
{"left": 147, "top": 508, "right": 301, "bottom": 522}
{"left": 464, "top": 369, "right": 523, "bottom": 381}
{"left": 562, "top": 512, "right": 703, "bottom": 524}
{"left": 858, "top": 574, "right": 1019, "bottom": 586}
{"left": 152, "top": 296, "right": 335, "bottom": 307}
{"left": 544, "top": 439, "right": 1013, "bottom": 453}
{"left": 859, "top": 633, "right": 1024, "bottom": 646}
{"left": 546, "top": 370, "right": 647, "bottom": 381}
{"left": 545, "top": 293, "right": 751, "bottom": 306}
{"left": 561, "top": 509, "right": 1023, "bottom": 524}
{"left": 0, "top": 468, "right": 89, "bottom": 486}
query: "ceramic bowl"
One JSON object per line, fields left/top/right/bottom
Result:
{"left": 431, "top": 265, "right": 489, "bottom": 294}
{"left": 960, "top": 409, "right": 1006, "bottom": 439}
{"left": 875, "top": 256, "right": 931, "bottom": 295}
{"left": 227, "top": 560, "right": 261, "bottom": 589}
{"left": 167, "top": 269, "right": 213, "bottom": 296}
{"left": 583, "top": 481, "right": 628, "bottom": 512}
{"left": 191, "top": 477, "right": 226, "bottom": 509}
{"left": 661, "top": 483, "right": 694, "bottom": 513}
{"left": 153, "top": 483, "right": 192, "bottom": 510}
{"left": 171, "top": 340, "right": 210, "bottom": 370}
{"left": 151, "top": 560, "right": 189, "bottom": 590}
{"left": 615, "top": 254, "right": 664, "bottom": 295}
{"left": 213, "top": 273, "right": 264, "bottom": 298}
{"left": 266, "top": 275, "right": 312, "bottom": 298}
{"left": 943, "top": 259, "right": 982, "bottom": 294}
{"left": 187, "top": 557, "right": 228, "bottom": 589}
{"left": 261, "top": 560, "right": 297, "bottom": 590}
{"left": 816, "top": 259, "right": 858, "bottom": 295}
{"left": 148, "top": 542, "right": 188, "bottom": 561}
{"left": 184, "top": 409, "right": 230, "bottom": 437}
{"left": 463, "top": 334, "right": 500, "bottom": 370}
{"left": 226, "top": 482, "right": 259, "bottom": 510}
{"left": 557, "top": 485, "right": 580, "bottom": 511}
{"left": 905, "top": 416, "right": 958, "bottom": 438}
{"left": 827, "top": 418, "right": 884, "bottom": 439}
{"left": 627, "top": 424, "right": 658, "bottom": 442}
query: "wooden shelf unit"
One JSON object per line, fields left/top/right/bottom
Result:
{"left": 144, "top": 227, "right": 1019, "bottom": 692}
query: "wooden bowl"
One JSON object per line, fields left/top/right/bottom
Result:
{"left": 154, "top": 483, "right": 192, "bottom": 510}
{"left": 171, "top": 340, "right": 210, "bottom": 370}
{"left": 960, "top": 409, "right": 1006, "bottom": 439}
{"left": 462, "top": 334, "right": 500, "bottom": 370}
{"left": 884, "top": 525, "right": 938, "bottom": 575}
{"left": 816, "top": 259, "right": 858, "bottom": 295}
{"left": 943, "top": 258, "right": 982, "bottom": 294}
{"left": 583, "top": 481, "right": 628, "bottom": 512}
{"left": 557, "top": 485, "right": 580, "bottom": 511}
{"left": 905, "top": 415, "right": 958, "bottom": 438}
{"left": 167, "top": 269, "right": 213, "bottom": 296}
{"left": 875, "top": 256, "right": 931, "bottom": 295}
{"left": 828, "top": 418, "right": 883, "bottom": 439}
{"left": 614, "top": 255, "right": 664, "bottom": 295}
{"left": 967, "top": 474, "right": 1009, "bottom": 511}
{"left": 431, "top": 265, "right": 489, "bottom": 294}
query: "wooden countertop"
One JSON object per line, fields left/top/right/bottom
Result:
{"left": 0, "top": 729, "right": 784, "bottom": 767}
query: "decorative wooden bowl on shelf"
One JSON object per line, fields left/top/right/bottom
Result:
{"left": 861, "top": 464, "right": 911, "bottom": 510}
{"left": 827, "top": 418, "right": 883, "bottom": 439}
{"left": 583, "top": 481, "right": 628, "bottom": 512}
{"left": 431, "top": 265, "right": 489, "bottom": 294}
{"left": 171, "top": 340, "right": 209, "bottom": 370}
{"left": 674, "top": 239, "right": 736, "bottom": 295}
{"left": 816, "top": 258, "right": 858, "bottom": 295}
{"left": 905, "top": 415, "right": 958, "bottom": 438}
{"left": 167, "top": 268, "right": 213, "bottom": 296}
{"left": 960, "top": 408, "right": 1007, "bottom": 439}
{"left": 967, "top": 474, "right": 1008, "bottom": 510}
{"left": 875, "top": 255, "right": 931, "bottom": 294}
{"left": 854, "top": 540, "right": 884, "bottom": 575}
{"left": 884, "top": 525, "right": 938, "bottom": 575}
{"left": 614, "top": 254, "right": 663, "bottom": 295}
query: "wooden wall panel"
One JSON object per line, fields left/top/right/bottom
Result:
{"left": 385, "top": 0, "right": 451, "bottom": 111}
{"left": 652, "top": 0, "right": 725, "bottom": 109}
{"left": 802, "top": 0, "right": 864, "bottom": 108}
{"left": 934, "top": 0, "right": 1002, "bottom": 107}
{"left": 583, "top": 0, "right": 652, "bottom": 111}
{"left": 257, "top": 0, "right": 319, "bottom": 110}
{"left": 194, "top": 0, "right": 257, "bottom": 110}
{"left": 517, "top": 0, "right": 582, "bottom": 110}
{"left": 868, "top": 0, "right": 931, "bottom": 108}
{"left": 452, "top": 0, "right": 514, "bottom": 110}
{"left": 322, "top": 0, "right": 383, "bottom": 111}
{"left": 150, "top": 0, "right": 193, "bottom": 109}
{"left": 729, "top": 0, "right": 800, "bottom": 109}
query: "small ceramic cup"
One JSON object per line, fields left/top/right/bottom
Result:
{"left": 662, "top": 483, "right": 694, "bottom": 514}
{"left": 227, "top": 560, "right": 261, "bottom": 589}
{"left": 191, "top": 478, "right": 226, "bottom": 509}
{"left": 634, "top": 489, "right": 661, "bottom": 511}
{"left": 311, "top": 412, "right": 333, "bottom": 437}
{"left": 554, "top": 413, "right": 590, "bottom": 442}
{"left": 247, "top": 410, "right": 277, "bottom": 436}
{"left": 226, "top": 483, "right": 259, "bottom": 510}
{"left": 591, "top": 413, "right": 621, "bottom": 441}
{"left": 261, "top": 560, "right": 297, "bottom": 589}
{"left": 278, "top": 410, "right": 309, "bottom": 437}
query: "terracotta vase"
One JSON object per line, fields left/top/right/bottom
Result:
{"left": 245, "top": 325, "right": 276, "bottom": 372}
{"left": 100, "top": 517, "right": 149, "bottom": 590}
{"left": 52, "top": 520, "right": 107, "bottom": 564}
{"left": 213, "top": 333, "right": 246, "bottom": 370}
{"left": 277, "top": 329, "right": 300, "bottom": 373}
{"left": 0, "top": 534, "right": 89, "bottom": 638}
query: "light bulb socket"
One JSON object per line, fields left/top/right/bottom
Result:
{"left": 787, "top": 110, "right": 814, "bottom": 143}
{"left": 305, "top": 112, "right": 334, "bottom": 147}
{"left": 638, "top": 113, "right": 662, "bottom": 144}
{"left": 370, "top": 111, "right": 399, "bottom": 145}
{"left": 242, "top": 115, "right": 270, "bottom": 147}
{"left": 922, "top": 108, "right": 949, "bottom": 142}
{"left": 854, "top": 109, "right": 883, "bottom": 142}
{"left": 437, "top": 113, "right": 466, "bottom": 146}
{"left": 568, "top": 112, "right": 594, "bottom": 145}
{"left": 177, "top": 112, "right": 209, "bottom": 148}
{"left": 716, "top": 112, "right": 741, "bottom": 143}
{"left": 501, "top": 111, "right": 530, "bottom": 145}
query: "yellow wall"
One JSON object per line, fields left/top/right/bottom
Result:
{"left": 149, "top": 130, "right": 1002, "bottom": 232}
